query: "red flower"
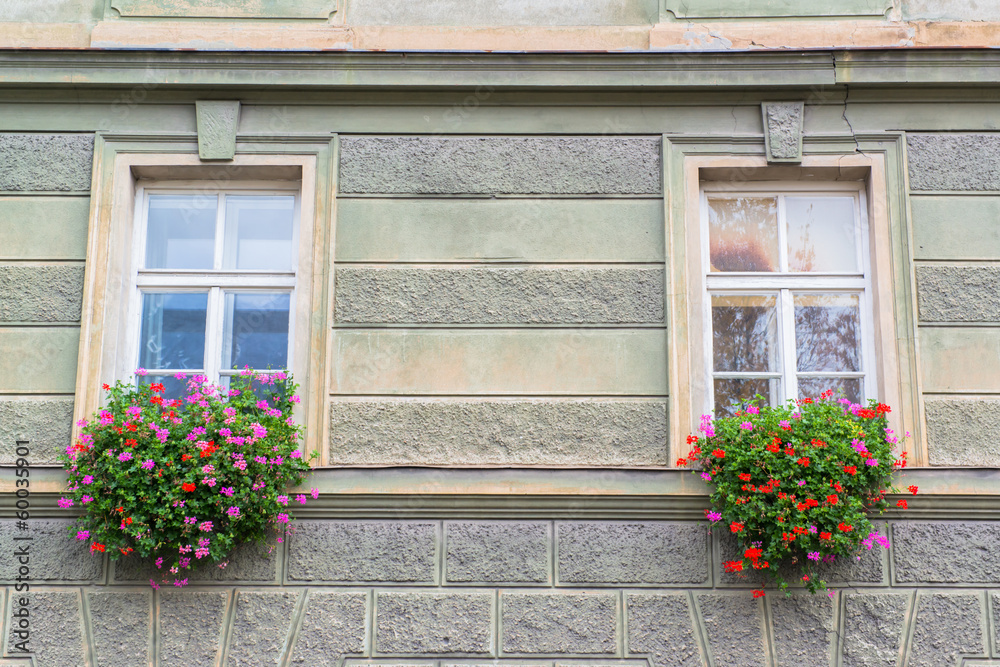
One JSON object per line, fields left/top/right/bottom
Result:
{"left": 181, "top": 482, "right": 196, "bottom": 492}
{"left": 827, "top": 494, "right": 839, "bottom": 505}
{"left": 712, "top": 449, "right": 726, "bottom": 459}
{"left": 844, "top": 465, "right": 857, "bottom": 475}
{"left": 806, "top": 498, "right": 819, "bottom": 508}
{"left": 730, "top": 522, "right": 744, "bottom": 533}
{"left": 150, "top": 395, "right": 163, "bottom": 406}
{"left": 796, "top": 502, "right": 807, "bottom": 511}
{"left": 744, "top": 547, "right": 762, "bottom": 560}
{"left": 767, "top": 443, "right": 780, "bottom": 453}
{"left": 686, "top": 435, "right": 699, "bottom": 445}
{"left": 876, "top": 403, "right": 891, "bottom": 414}
{"left": 90, "top": 542, "right": 105, "bottom": 553}
{"left": 896, "top": 499, "right": 908, "bottom": 509}
{"left": 125, "top": 439, "right": 137, "bottom": 448}
{"left": 820, "top": 532, "right": 832, "bottom": 540}
{"left": 784, "top": 447, "right": 795, "bottom": 456}
{"left": 838, "top": 522, "right": 853, "bottom": 532}
{"left": 181, "top": 454, "right": 192, "bottom": 462}
{"left": 723, "top": 560, "right": 744, "bottom": 573}
{"left": 150, "top": 382, "right": 165, "bottom": 393}
{"left": 676, "top": 457, "right": 688, "bottom": 467}
{"left": 102, "top": 383, "right": 110, "bottom": 390}
{"left": 738, "top": 473, "right": 752, "bottom": 481}
{"left": 125, "top": 517, "right": 132, "bottom": 525}
{"left": 908, "top": 485, "right": 918, "bottom": 495}
{"left": 752, "top": 590, "right": 766, "bottom": 598}
{"left": 797, "top": 457, "right": 810, "bottom": 467}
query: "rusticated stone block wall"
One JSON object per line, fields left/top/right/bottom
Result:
{"left": 0, "top": 133, "right": 91, "bottom": 466}
{"left": 6, "top": 517, "right": 1000, "bottom": 666}
{"left": 331, "top": 135, "right": 668, "bottom": 467}
{"left": 909, "top": 133, "right": 1000, "bottom": 466}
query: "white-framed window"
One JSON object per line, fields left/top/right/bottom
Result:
{"left": 699, "top": 181, "right": 874, "bottom": 414}
{"left": 126, "top": 182, "right": 300, "bottom": 397}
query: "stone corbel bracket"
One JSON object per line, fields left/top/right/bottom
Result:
{"left": 195, "top": 100, "right": 240, "bottom": 161}
{"left": 762, "top": 101, "right": 804, "bottom": 163}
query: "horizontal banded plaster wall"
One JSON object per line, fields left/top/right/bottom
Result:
{"left": 7, "top": 517, "right": 1000, "bottom": 666}
{"left": 331, "top": 136, "right": 667, "bottom": 466}
{"left": 0, "top": 134, "right": 92, "bottom": 465}
{"left": 908, "top": 133, "right": 1000, "bottom": 466}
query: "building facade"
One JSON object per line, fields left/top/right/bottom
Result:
{"left": 2, "top": 1, "right": 1000, "bottom": 665}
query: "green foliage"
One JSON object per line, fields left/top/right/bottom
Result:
{"left": 682, "top": 392, "right": 912, "bottom": 595}
{"left": 58, "top": 370, "right": 317, "bottom": 587}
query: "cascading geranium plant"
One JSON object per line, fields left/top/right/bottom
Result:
{"left": 680, "top": 390, "right": 916, "bottom": 596}
{"left": 59, "top": 368, "right": 317, "bottom": 588}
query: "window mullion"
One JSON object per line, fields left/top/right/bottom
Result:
{"left": 779, "top": 288, "right": 797, "bottom": 404}
{"left": 205, "top": 287, "right": 223, "bottom": 383}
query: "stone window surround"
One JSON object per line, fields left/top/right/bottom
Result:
{"left": 670, "top": 150, "right": 922, "bottom": 465}
{"left": 73, "top": 144, "right": 328, "bottom": 461}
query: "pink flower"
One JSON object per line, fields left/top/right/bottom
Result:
{"left": 81, "top": 495, "right": 93, "bottom": 504}
{"left": 76, "top": 418, "right": 89, "bottom": 427}
{"left": 141, "top": 460, "right": 155, "bottom": 470}
{"left": 746, "top": 405, "right": 759, "bottom": 415}
{"left": 290, "top": 395, "right": 301, "bottom": 404}
{"left": 202, "top": 477, "right": 217, "bottom": 487}
{"left": 118, "top": 451, "right": 133, "bottom": 462}
{"left": 740, "top": 421, "right": 753, "bottom": 430}
{"left": 276, "top": 513, "right": 289, "bottom": 523}
{"left": 797, "top": 480, "right": 807, "bottom": 486}
{"left": 135, "top": 367, "right": 147, "bottom": 376}
{"left": 701, "top": 472, "right": 712, "bottom": 481}
{"left": 233, "top": 460, "right": 247, "bottom": 471}
{"left": 276, "top": 495, "right": 289, "bottom": 505}
{"left": 155, "top": 557, "right": 163, "bottom": 569}
{"left": 227, "top": 506, "right": 241, "bottom": 517}
{"left": 195, "top": 547, "right": 210, "bottom": 559}
{"left": 310, "top": 488, "right": 319, "bottom": 499}
{"left": 807, "top": 551, "right": 821, "bottom": 561}
{"left": 199, "top": 521, "right": 214, "bottom": 532}
{"left": 256, "top": 400, "right": 269, "bottom": 409}
{"left": 179, "top": 544, "right": 192, "bottom": 553}
{"left": 82, "top": 475, "right": 94, "bottom": 485}
{"left": 76, "top": 530, "right": 90, "bottom": 540}
{"left": 865, "top": 459, "right": 879, "bottom": 466}
{"left": 202, "top": 464, "right": 214, "bottom": 474}
{"left": 149, "top": 579, "right": 160, "bottom": 590}
{"left": 296, "top": 494, "right": 307, "bottom": 505}
{"left": 220, "top": 487, "right": 234, "bottom": 497}
{"left": 290, "top": 450, "right": 302, "bottom": 459}
{"left": 705, "top": 511, "right": 722, "bottom": 522}
{"left": 58, "top": 497, "right": 74, "bottom": 508}
{"left": 198, "top": 537, "right": 210, "bottom": 548}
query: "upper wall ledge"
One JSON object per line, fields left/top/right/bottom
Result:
{"left": 0, "top": 49, "right": 998, "bottom": 89}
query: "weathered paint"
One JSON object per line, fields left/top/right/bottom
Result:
{"left": 919, "top": 327, "right": 1000, "bottom": 393}
{"left": 0, "top": 327, "right": 79, "bottom": 393}
{"left": 911, "top": 196, "right": 1000, "bottom": 261}
{"left": 110, "top": 0, "right": 338, "bottom": 19}
{"left": 0, "top": 197, "right": 90, "bottom": 260}
{"left": 664, "top": 0, "right": 891, "bottom": 18}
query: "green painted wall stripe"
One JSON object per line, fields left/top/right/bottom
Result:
{"left": 911, "top": 196, "right": 1000, "bottom": 261}
{"left": 335, "top": 199, "right": 664, "bottom": 263}
{"left": 331, "top": 330, "right": 667, "bottom": 395}
{"left": 0, "top": 327, "right": 79, "bottom": 393}
{"left": 664, "top": 0, "right": 890, "bottom": 18}
{"left": 111, "top": 0, "right": 337, "bottom": 18}
{"left": 920, "top": 326, "right": 1000, "bottom": 393}
{"left": 0, "top": 197, "right": 90, "bottom": 260}
{"left": 348, "top": 0, "right": 656, "bottom": 25}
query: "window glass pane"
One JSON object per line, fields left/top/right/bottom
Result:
{"left": 786, "top": 197, "right": 858, "bottom": 272}
{"left": 223, "top": 196, "right": 295, "bottom": 271}
{"left": 707, "top": 196, "right": 779, "bottom": 272}
{"left": 139, "top": 292, "right": 207, "bottom": 370}
{"left": 138, "top": 374, "right": 191, "bottom": 402}
{"left": 794, "top": 293, "right": 862, "bottom": 372}
{"left": 223, "top": 292, "right": 290, "bottom": 371}
{"left": 712, "top": 294, "right": 779, "bottom": 373}
{"left": 714, "top": 378, "right": 780, "bottom": 415}
{"left": 146, "top": 195, "right": 217, "bottom": 269}
{"left": 797, "top": 377, "right": 862, "bottom": 405}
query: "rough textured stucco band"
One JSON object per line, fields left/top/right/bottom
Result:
{"left": 925, "top": 399, "right": 1000, "bottom": 466}
{"left": 916, "top": 264, "right": 1000, "bottom": 321}
{"left": 0, "top": 264, "right": 84, "bottom": 322}
{"left": 335, "top": 266, "right": 665, "bottom": 324}
{"left": 0, "top": 134, "right": 94, "bottom": 192}
{"left": 0, "top": 397, "right": 74, "bottom": 465}
{"left": 328, "top": 398, "right": 668, "bottom": 466}
{"left": 907, "top": 133, "right": 1000, "bottom": 191}
{"left": 338, "top": 136, "right": 662, "bottom": 194}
